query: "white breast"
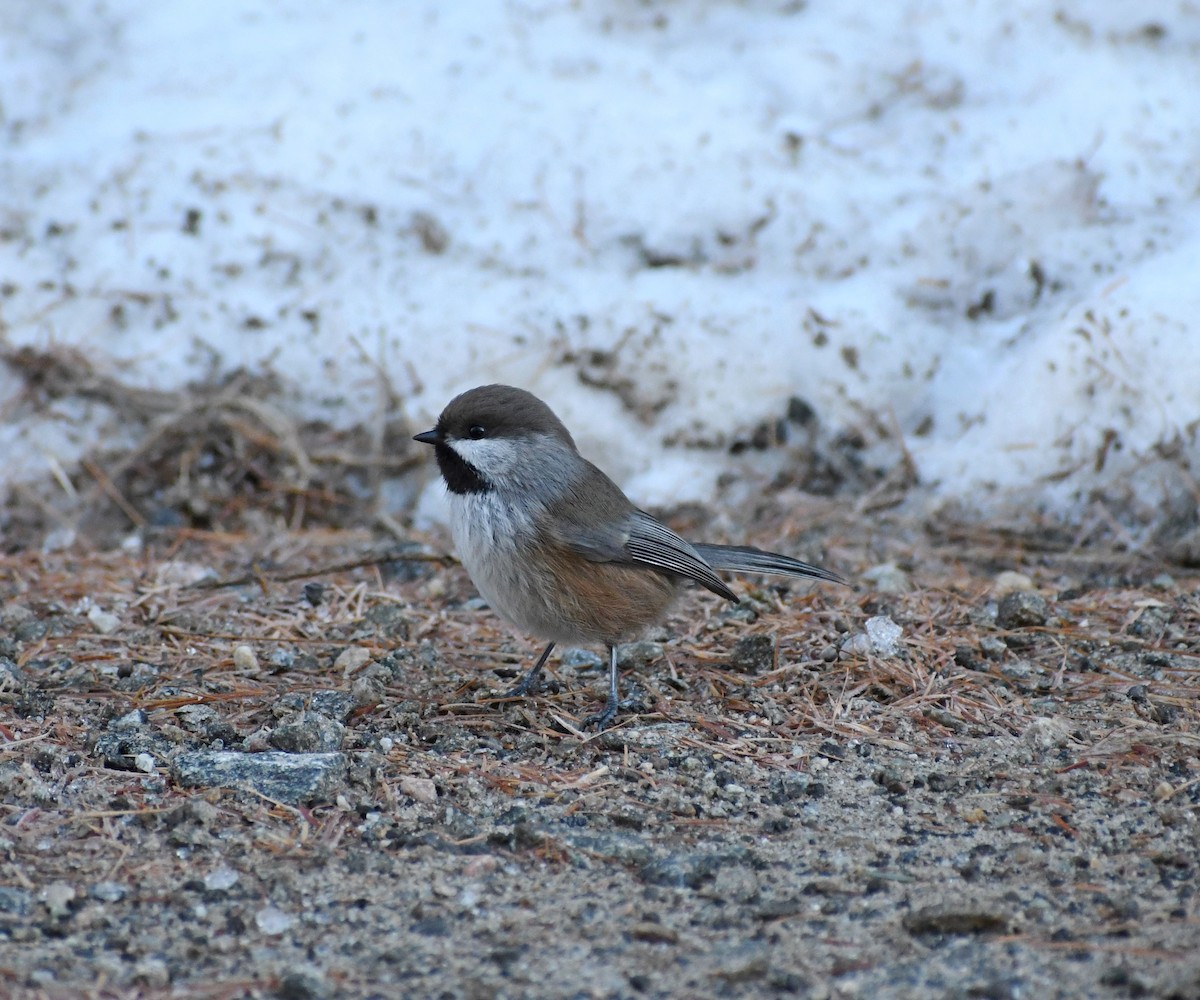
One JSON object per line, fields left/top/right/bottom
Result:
{"left": 447, "top": 491, "right": 575, "bottom": 641}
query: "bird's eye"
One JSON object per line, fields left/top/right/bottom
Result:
{"left": 467, "top": 424, "right": 487, "bottom": 440}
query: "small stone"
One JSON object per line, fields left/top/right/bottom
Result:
{"left": 172, "top": 750, "right": 348, "bottom": 804}
{"left": 0, "top": 603, "right": 34, "bottom": 628}
{"left": 0, "top": 887, "right": 32, "bottom": 915}
{"left": 711, "top": 943, "right": 770, "bottom": 982}
{"left": 267, "top": 714, "right": 345, "bottom": 753}
{"left": 204, "top": 867, "right": 239, "bottom": 891}
{"left": 463, "top": 855, "right": 499, "bottom": 878}
{"left": 1153, "top": 781, "right": 1174, "bottom": 802}
{"left": 350, "top": 675, "right": 385, "bottom": 709}
{"left": 993, "top": 571, "right": 1034, "bottom": 596}
{"left": 111, "top": 709, "right": 148, "bottom": 730}
{"left": 1021, "top": 716, "right": 1072, "bottom": 750}
{"left": 996, "top": 591, "right": 1048, "bottom": 629}
{"left": 276, "top": 968, "right": 329, "bottom": 1000}
{"left": 303, "top": 582, "right": 326, "bottom": 607}
{"left": 861, "top": 562, "right": 911, "bottom": 594}
{"left": 865, "top": 616, "right": 903, "bottom": 655}
{"left": 156, "top": 562, "right": 216, "bottom": 586}
{"left": 87, "top": 605, "right": 120, "bottom": 634}
{"left": 175, "top": 704, "right": 219, "bottom": 731}
{"left": 13, "top": 619, "right": 48, "bottom": 642}
{"left": 134, "top": 752, "right": 157, "bottom": 774}
{"left": 729, "top": 633, "right": 776, "bottom": 672}
{"left": 308, "top": 690, "right": 357, "bottom": 721}
{"left": 846, "top": 616, "right": 904, "bottom": 657}
{"left": 255, "top": 906, "right": 295, "bottom": 935}
{"left": 132, "top": 957, "right": 171, "bottom": 988}
{"left": 42, "top": 527, "right": 76, "bottom": 552}
{"left": 628, "top": 922, "right": 679, "bottom": 944}
{"left": 269, "top": 649, "right": 295, "bottom": 670}
{"left": 398, "top": 776, "right": 438, "bottom": 804}
{"left": 363, "top": 603, "right": 411, "bottom": 639}
{"left": 233, "top": 645, "right": 259, "bottom": 671}
{"left": 618, "top": 641, "right": 664, "bottom": 670}
{"left": 903, "top": 903, "right": 1010, "bottom": 936}
{"left": 979, "top": 636, "right": 1008, "bottom": 659}
{"left": 0, "top": 657, "right": 24, "bottom": 688}
{"left": 561, "top": 648, "right": 604, "bottom": 670}
{"left": 334, "top": 647, "right": 372, "bottom": 676}
{"left": 42, "top": 882, "right": 76, "bottom": 918}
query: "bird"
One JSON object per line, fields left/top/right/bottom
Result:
{"left": 413, "top": 384, "right": 844, "bottom": 728}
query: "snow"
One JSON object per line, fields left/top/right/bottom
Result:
{"left": 1, "top": 0, "right": 1197, "bottom": 525}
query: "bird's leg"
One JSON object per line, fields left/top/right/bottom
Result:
{"left": 583, "top": 644, "right": 621, "bottom": 730}
{"left": 504, "top": 642, "right": 556, "bottom": 698}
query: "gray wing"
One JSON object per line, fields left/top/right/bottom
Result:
{"left": 550, "top": 495, "right": 739, "bottom": 603}
{"left": 623, "top": 511, "right": 739, "bottom": 601}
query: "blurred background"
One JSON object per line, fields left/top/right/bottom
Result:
{"left": 2, "top": 0, "right": 1197, "bottom": 552}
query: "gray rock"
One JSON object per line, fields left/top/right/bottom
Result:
{"left": 729, "top": 633, "right": 776, "bottom": 672}
{"left": 363, "top": 603, "right": 411, "bottom": 639}
{"left": 267, "top": 712, "right": 345, "bottom": 752}
{"left": 171, "top": 751, "right": 348, "bottom": 804}
{"left": 617, "top": 641, "right": 663, "bottom": 670}
{"left": 996, "top": 591, "right": 1048, "bottom": 629}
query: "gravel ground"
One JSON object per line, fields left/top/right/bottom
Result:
{"left": 0, "top": 510, "right": 1198, "bottom": 999}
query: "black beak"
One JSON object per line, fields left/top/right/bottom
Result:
{"left": 413, "top": 428, "right": 440, "bottom": 445}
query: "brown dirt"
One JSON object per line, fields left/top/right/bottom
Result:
{"left": 1, "top": 505, "right": 1197, "bottom": 999}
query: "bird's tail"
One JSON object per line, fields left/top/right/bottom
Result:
{"left": 695, "top": 544, "right": 846, "bottom": 586}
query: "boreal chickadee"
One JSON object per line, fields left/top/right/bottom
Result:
{"left": 414, "top": 384, "right": 844, "bottom": 729}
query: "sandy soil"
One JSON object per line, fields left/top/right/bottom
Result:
{"left": 0, "top": 502, "right": 1197, "bottom": 1000}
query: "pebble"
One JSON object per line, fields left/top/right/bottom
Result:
{"left": 86, "top": 605, "right": 121, "bottom": 634}
{"left": 903, "top": 903, "right": 1010, "bottom": 935}
{"left": 156, "top": 562, "right": 216, "bottom": 586}
{"left": 844, "top": 615, "right": 904, "bottom": 657}
{"left": 171, "top": 750, "right": 348, "bottom": 805}
{"left": 729, "top": 633, "right": 776, "bottom": 672}
{"left": 861, "top": 562, "right": 911, "bottom": 594}
{"left": 42, "top": 882, "right": 76, "bottom": 918}
{"left": 463, "top": 855, "right": 499, "bottom": 878}
{"left": 0, "top": 657, "right": 24, "bottom": 686}
{"left": 134, "top": 752, "right": 157, "bottom": 774}
{"left": 979, "top": 637, "right": 1008, "bottom": 659}
{"left": 111, "top": 709, "right": 149, "bottom": 731}
{"left": 334, "top": 647, "right": 372, "bottom": 676}
{"left": 232, "top": 645, "right": 259, "bottom": 671}
{"left": 618, "top": 641, "right": 664, "bottom": 670}
{"left": 133, "top": 958, "right": 171, "bottom": 988}
{"left": 1021, "top": 716, "right": 1072, "bottom": 749}
{"left": 276, "top": 968, "right": 329, "bottom": 1000}
{"left": 561, "top": 648, "right": 604, "bottom": 670}
{"left": 254, "top": 906, "right": 295, "bottom": 935}
{"left": 204, "top": 867, "right": 240, "bottom": 891}
{"left": 629, "top": 922, "right": 680, "bottom": 944}
{"left": 398, "top": 775, "right": 438, "bottom": 804}
{"left": 308, "top": 690, "right": 357, "bottom": 721}
{"left": 996, "top": 590, "right": 1049, "bottom": 629}
{"left": 266, "top": 713, "right": 346, "bottom": 753}
{"left": 41, "top": 527, "right": 77, "bottom": 552}
{"left": 992, "top": 570, "right": 1034, "bottom": 596}
{"left": 13, "top": 619, "right": 48, "bottom": 642}
{"left": 0, "top": 887, "right": 32, "bottom": 916}
{"left": 363, "top": 602, "right": 411, "bottom": 639}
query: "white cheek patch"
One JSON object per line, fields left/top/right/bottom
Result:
{"left": 449, "top": 437, "right": 518, "bottom": 479}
